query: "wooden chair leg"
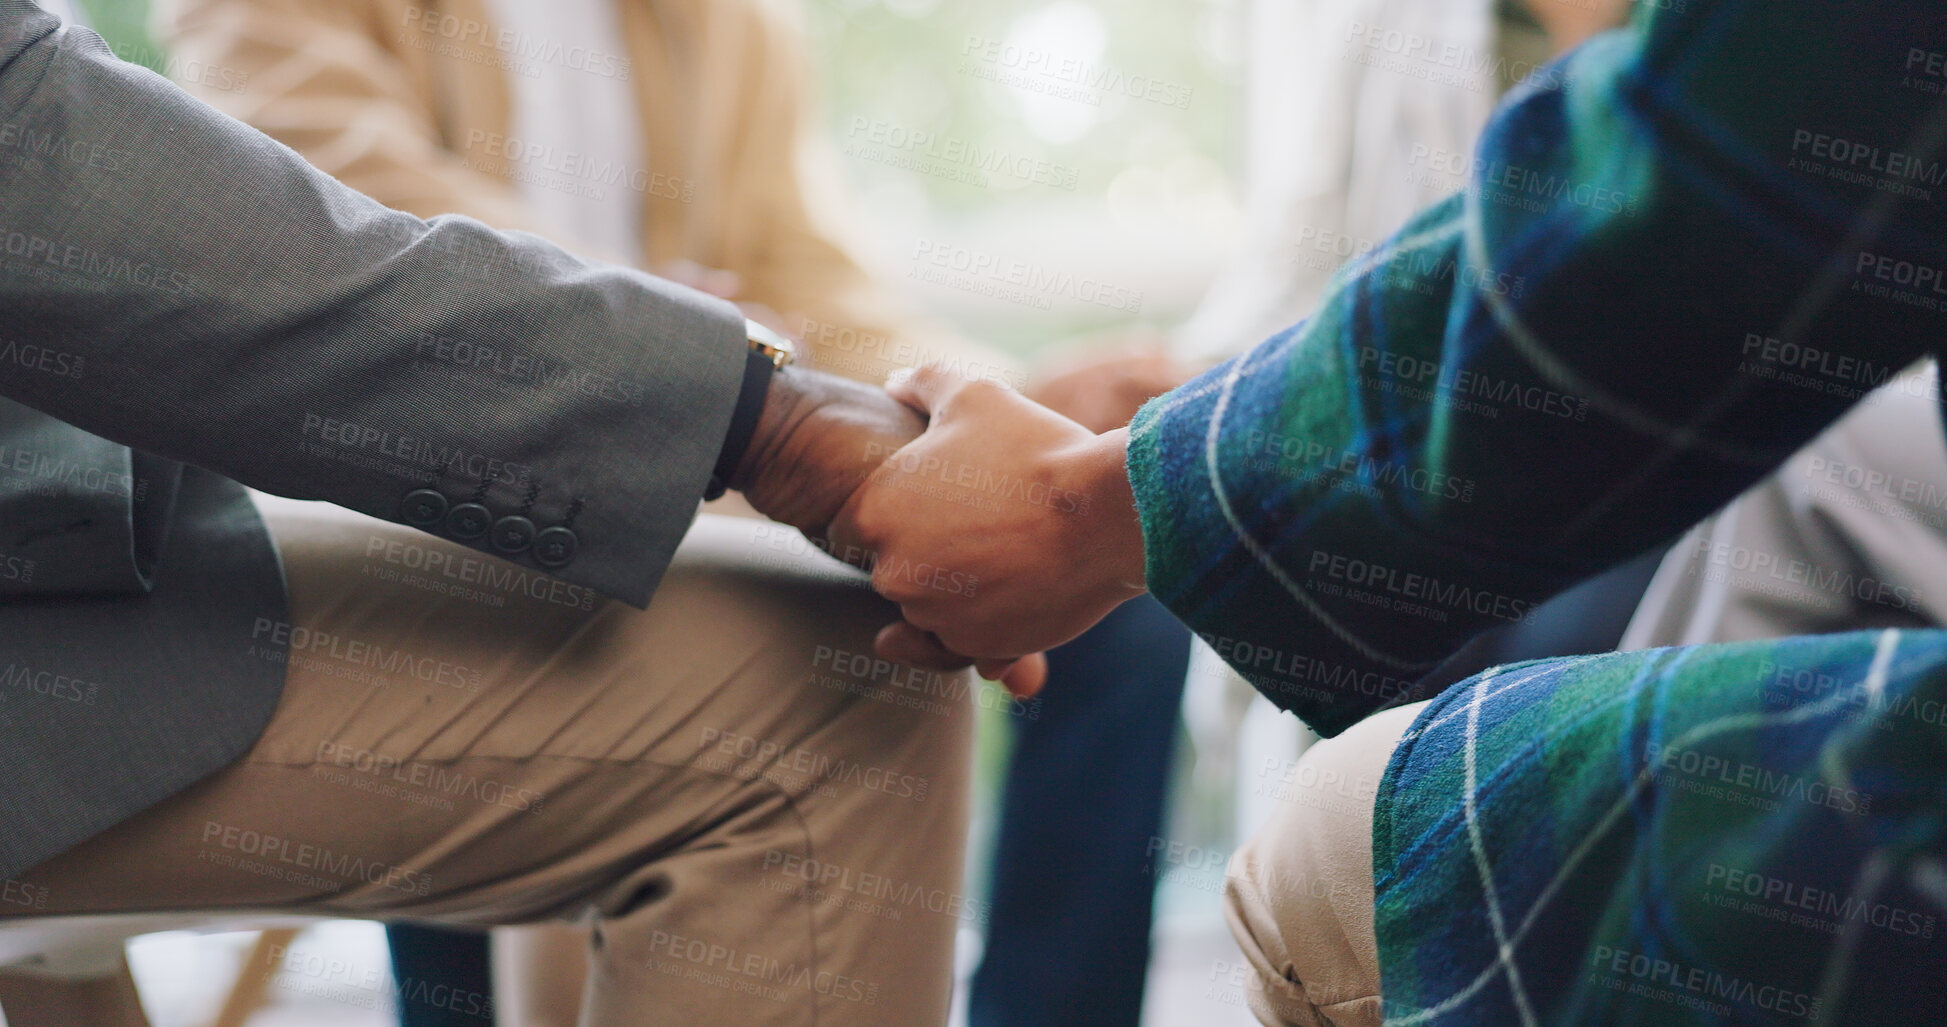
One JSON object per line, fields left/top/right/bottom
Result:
{"left": 0, "top": 957, "right": 153, "bottom": 1027}
{"left": 210, "top": 927, "right": 301, "bottom": 1027}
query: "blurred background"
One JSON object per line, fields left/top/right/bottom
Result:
{"left": 800, "top": 0, "right": 1243, "bottom": 353}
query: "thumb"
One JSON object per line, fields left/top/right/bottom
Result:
{"left": 884, "top": 364, "right": 973, "bottom": 418}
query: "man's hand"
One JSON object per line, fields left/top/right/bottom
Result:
{"left": 829, "top": 368, "right": 1149, "bottom": 692}
{"left": 730, "top": 366, "right": 925, "bottom": 540}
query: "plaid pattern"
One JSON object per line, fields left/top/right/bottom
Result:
{"left": 1127, "top": 0, "right": 1947, "bottom": 737}
{"left": 1123, "top": 1, "right": 1947, "bottom": 1021}
{"left": 1372, "top": 628, "right": 1947, "bottom": 1025}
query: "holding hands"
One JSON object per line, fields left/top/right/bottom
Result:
{"left": 829, "top": 368, "right": 1150, "bottom": 694}
{"left": 731, "top": 353, "right": 1157, "bottom": 700}
{"left": 729, "top": 367, "right": 925, "bottom": 537}
{"left": 727, "top": 363, "right": 1066, "bottom": 694}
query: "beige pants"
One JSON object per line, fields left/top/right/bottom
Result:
{"left": 1224, "top": 700, "right": 1426, "bottom": 1027}
{"left": 2, "top": 500, "right": 975, "bottom": 1027}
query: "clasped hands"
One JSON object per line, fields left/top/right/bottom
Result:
{"left": 730, "top": 365, "right": 1149, "bottom": 698}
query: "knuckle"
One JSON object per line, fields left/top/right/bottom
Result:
{"left": 953, "top": 380, "right": 1018, "bottom": 415}
{"left": 849, "top": 507, "right": 890, "bottom": 551}
{"left": 871, "top": 563, "right": 917, "bottom": 600}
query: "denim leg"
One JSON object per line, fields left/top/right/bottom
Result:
{"left": 970, "top": 596, "right": 1194, "bottom": 1027}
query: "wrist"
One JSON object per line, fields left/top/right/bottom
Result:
{"left": 727, "top": 366, "right": 803, "bottom": 493}
{"left": 707, "top": 349, "right": 776, "bottom": 500}
{"left": 1068, "top": 427, "right": 1146, "bottom": 595}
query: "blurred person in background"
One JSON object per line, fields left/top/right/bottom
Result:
{"left": 155, "top": 0, "right": 999, "bottom": 388}
{"left": 1036, "top": 0, "right": 1626, "bottom": 438}
{"left": 1620, "top": 364, "right": 1947, "bottom": 649}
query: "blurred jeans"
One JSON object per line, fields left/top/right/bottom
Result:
{"left": 970, "top": 595, "right": 1194, "bottom": 1027}
{"left": 386, "top": 924, "right": 492, "bottom": 1027}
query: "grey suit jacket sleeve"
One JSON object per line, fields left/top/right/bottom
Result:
{"left": 0, "top": 3, "right": 747, "bottom": 606}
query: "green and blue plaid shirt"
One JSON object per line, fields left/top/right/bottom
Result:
{"left": 1129, "top": 0, "right": 1947, "bottom": 737}
{"left": 1127, "top": 0, "right": 1947, "bottom": 1021}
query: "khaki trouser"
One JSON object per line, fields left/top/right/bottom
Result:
{"left": 1224, "top": 701, "right": 1425, "bottom": 1027}
{"left": 2, "top": 499, "right": 975, "bottom": 1027}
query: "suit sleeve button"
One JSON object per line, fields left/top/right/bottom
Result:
{"left": 402, "top": 489, "right": 448, "bottom": 527}
{"left": 446, "top": 502, "right": 492, "bottom": 540}
{"left": 491, "top": 515, "right": 536, "bottom": 553}
{"left": 533, "top": 526, "right": 579, "bottom": 568}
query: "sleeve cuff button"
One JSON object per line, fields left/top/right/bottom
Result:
{"left": 445, "top": 502, "right": 493, "bottom": 540}
{"left": 533, "top": 526, "right": 579, "bottom": 568}
{"left": 491, "top": 515, "right": 537, "bottom": 553}
{"left": 402, "top": 489, "right": 448, "bottom": 527}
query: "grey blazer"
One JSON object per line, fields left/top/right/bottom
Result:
{"left": 0, "top": 3, "right": 747, "bottom": 880}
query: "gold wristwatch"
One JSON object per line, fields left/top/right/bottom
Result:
{"left": 745, "top": 318, "right": 797, "bottom": 370}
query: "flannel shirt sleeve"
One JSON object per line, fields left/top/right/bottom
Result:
{"left": 1129, "top": 0, "right": 1947, "bottom": 736}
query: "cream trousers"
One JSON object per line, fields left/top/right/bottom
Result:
{"left": 1224, "top": 700, "right": 1425, "bottom": 1027}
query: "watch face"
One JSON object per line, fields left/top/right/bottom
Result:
{"left": 746, "top": 319, "right": 797, "bottom": 366}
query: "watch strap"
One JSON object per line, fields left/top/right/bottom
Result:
{"left": 704, "top": 347, "right": 776, "bottom": 501}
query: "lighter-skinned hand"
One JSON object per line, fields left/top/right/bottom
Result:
{"left": 828, "top": 367, "right": 1149, "bottom": 694}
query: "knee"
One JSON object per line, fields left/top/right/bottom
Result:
{"left": 1224, "top": 826, "right": 1292, "bottom": 973}
{"left": 667, "top": 516, "right": 900, "bottom": 648}
{"left": 1221, "top": 842, "right": 1338, "bottom": 1027}
{"left": 1219, "top": 706, "right": 1417, "bottom": 1027}
{"left": 664, "top": 516, "right": 976, "bottom": 773}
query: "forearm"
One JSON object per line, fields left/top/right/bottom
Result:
{"left": 1128, "top": 1, "right": 1947, "bottom": 735}
{"left": 0, "top": 7, "right": 745, "bottom": 606}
